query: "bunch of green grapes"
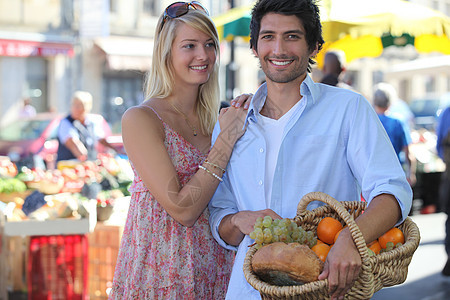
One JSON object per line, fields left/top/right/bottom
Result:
{"left": 249, "top": 216, "right": 317, "bottom": 249}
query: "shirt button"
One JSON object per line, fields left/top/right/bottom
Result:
{"left": 259, "top": 148, "right": 264, "bottom": 153}
{"left": 258, "top": 180, "right": 263, "bottom": 185}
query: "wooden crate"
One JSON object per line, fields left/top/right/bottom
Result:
{"left": 0, "top": 200, "right": 96, "bottom": 300}
{"left": 87, "top": 223, "right": 123, "bottom": 299}
{"left": 5, "top": 236, "right": 29, "bottom": 293}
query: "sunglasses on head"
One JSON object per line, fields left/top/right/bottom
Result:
{"left": 160, "top": 1, "right": 209, "bottom": 32}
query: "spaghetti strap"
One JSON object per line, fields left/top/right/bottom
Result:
{"left": 139, "top": 105, "right": 164, "bottom": 122}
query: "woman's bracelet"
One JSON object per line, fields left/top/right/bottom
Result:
{"left": 198, "top": 165, "right": 223, "bottom": 182}
{"left": 204, "top": 159, "right": 226, "bottom": 173}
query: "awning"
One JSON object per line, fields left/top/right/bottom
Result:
{"left": 95, "top": 36, "right": 153, "bottom": 71}
{"left": 0, "top": 39, "right": 73, "bottom": 57}
{"left": 386, "top": 55, "right": 450, "bottom": 78}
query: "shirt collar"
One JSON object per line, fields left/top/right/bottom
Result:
{"left": 245, "top": 74, "right": 318, "bottom": 125}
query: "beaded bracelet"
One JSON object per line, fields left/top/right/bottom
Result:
{"left": 204, "top": 159, "right": 226, "bottom": 173}
{"left": 199, "top": 165, "right": 223, "bottom": 182}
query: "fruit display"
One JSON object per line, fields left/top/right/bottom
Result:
{"left": 1, "top": 154, "right": 133, "bottom": 223}
{"left": 0, "top": 156, "right": 18, "bottom": 177}
{"left": 0, "top": 177, "right": 27, "bottom": 194}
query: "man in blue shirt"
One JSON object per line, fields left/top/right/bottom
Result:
{"left": 208, "top": 0, "right": 412, "bottom": 299}
{"left": 372, "top": 82, "right": 415, "bottom": 186}
{"left": 436, "top": 106, "right": 450, "bottom": 275}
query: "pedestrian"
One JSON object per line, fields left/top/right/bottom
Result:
{"left": 208, "top": 0, "right": 412, "bottom": 299}
{"left": 320, "top": 50, "right": 353, "bottom": 90}
{"left": 109, "top": 2, "right": 249, "bottom": 298}
{"left": 372, "top": 82, "right": 416, "bottom": 186}
{"left": 56, "top": 91, "right": 117, "bottom": 162}
{"left": 436, "top": 105, "right": 450, "bottom": 275}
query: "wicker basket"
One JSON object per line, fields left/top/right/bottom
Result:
{"left": 243, "top": 192, "right": 421, "bottom": 299}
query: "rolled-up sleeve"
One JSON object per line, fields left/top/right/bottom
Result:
{"left": 347, "top": 95, "right": 412, "bottom": 225}
{"left": 208, "top": 122, "right": 239, "bottom": 251}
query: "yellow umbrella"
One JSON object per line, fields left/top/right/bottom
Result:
{"left": 317, "top": 0, "right": 450, "bottom": 66}
{"left": 212, "top": 0, "right": 450, "bottom": 67}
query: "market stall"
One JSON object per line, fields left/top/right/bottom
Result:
{"left": 0, "top": 154, "right": 132, "bottom": 300}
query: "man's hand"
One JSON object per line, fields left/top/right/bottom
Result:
{"left": 219, "top": 209, "right": 282, "bottom": 246}
{"left": 231, "top": 209, "right": 282, "bottom": 235}
{"left": 318, "top": 228, "right": 361, "bottom": 300}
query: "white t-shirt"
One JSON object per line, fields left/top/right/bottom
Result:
{"left": 256, "top": 99, "right": 303, "bottom": 207}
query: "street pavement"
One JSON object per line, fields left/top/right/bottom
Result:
{"left": 372, "top": 212, "right": 450, "bottom": 300}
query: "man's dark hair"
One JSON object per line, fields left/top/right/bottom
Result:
{"left": 249, "top": 0, "right": 324, "bottom": 72}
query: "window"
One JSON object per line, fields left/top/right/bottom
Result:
{"left": 143, "top": 0, "right": 158, "bottom": 16}
{"left": 425, "top": 76, "right": 436, "bottom": 94}
{"left": 110, "top": 0, "right": 118, "bottom": 13}
{"left": 432, "top": 0, "right": 439, "bottom": 10}
{"left": 25, "top": 57, "right": 48, "bottom": 113}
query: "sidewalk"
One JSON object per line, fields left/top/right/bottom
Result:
{"left": 372, "top": 212, "right": 450, "bottom": 299}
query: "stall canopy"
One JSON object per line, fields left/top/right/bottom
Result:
{"left": 212, "top": 0, "right": 450, "bottom": 66}
{"left": 213, "top": 5, "right": 252, "bottom": 42}
{"left": 318, "top": 0, "right": 450, "bottom": 66}
{"left": 94, "top": 36, "right": 153, "bottom": 71}
{"left": 0, "top": 39, "right": 73, "bottom": 57}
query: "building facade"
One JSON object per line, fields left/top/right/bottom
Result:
{"left": 0, "top": 0, "right": 448, "bottom": 131}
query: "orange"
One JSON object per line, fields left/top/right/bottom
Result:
{"left": 316, "top": 239, "right": 326, "bottom": 245}
{"left": 311, "top": 243, "right": 331, "bottom": 262}
{"left": 317, "top": 217, "right": 343, "bottom": 245}
{"left": 367, "top": 240, "right": 381, "bottom": 255}
{"left": 378, "top": 227, "right": 405, "bottom": 249}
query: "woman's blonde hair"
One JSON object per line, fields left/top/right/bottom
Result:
{"left": 144, "top": 9, "right": 220, "bottom": 135}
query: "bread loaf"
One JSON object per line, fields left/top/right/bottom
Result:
{"left": 251, "top": 242, "right": 324, "bottom": 286}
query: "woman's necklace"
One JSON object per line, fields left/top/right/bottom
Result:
{"left": 170, "top": 102, "right": 198, "bottom": 136}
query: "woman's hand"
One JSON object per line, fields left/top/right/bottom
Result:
{"left": 230, "top": 93, "right": 253, "bottom": 109}
{"left": 218, "top": 105, "right": 247, "bottom": 145}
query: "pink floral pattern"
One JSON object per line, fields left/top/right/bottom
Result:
{"left": 109, "top": 113, "right": 234, "bottom": 300}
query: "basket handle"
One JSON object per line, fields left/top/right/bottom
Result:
{"left": 297, "top": 192, "right": 373, "bottom": 286}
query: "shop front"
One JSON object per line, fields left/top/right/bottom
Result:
{"left": 0, "top": 34, "right": 74, "bottom": 127}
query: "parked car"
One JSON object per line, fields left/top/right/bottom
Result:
{"left": 0, "top": 113, "right": 123, "bottom": 169}
{"left": 409, "top": 92, "right": 450, "bottom": 130}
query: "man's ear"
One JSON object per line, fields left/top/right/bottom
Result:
{"left": 252, "top": 47, "right": 258, "bottom": 58}
{"left": 310, "top": 42, "right": 319, "bottom": 58}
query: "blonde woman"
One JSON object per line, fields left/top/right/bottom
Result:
{"left": 110, "top": 2, "right": 248, "bottom": 299}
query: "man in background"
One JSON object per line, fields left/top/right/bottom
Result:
{"left": 372, "top": 83, "right": 416, "bottom": 186}
{"left": 320, "top": 50, "right": 353, "bottom": 90}
{"left": 57, "top": 91, "right": 117, "bottom": 162}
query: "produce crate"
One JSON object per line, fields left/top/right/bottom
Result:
{"left": 3, "top": 236, "right": 29, "bottom": 294}
{"left": 0, "top": 200, "right": 96, "bottom": 300}
{"left": 28, "top": 235, "right": 88, "bottom": 300}
{"left": 87, "top": 223, "right": 123, "bottom": 299}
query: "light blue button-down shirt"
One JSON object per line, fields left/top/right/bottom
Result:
{"left": 209, "top": 75, "right": 412, "bottom": 299}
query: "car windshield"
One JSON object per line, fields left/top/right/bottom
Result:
{"left": 0, "top": 119, "right": 52, "bottom": 141}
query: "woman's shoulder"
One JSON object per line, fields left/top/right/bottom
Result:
{"left": 122, "top": 101, "right": 166, "bottom": 136}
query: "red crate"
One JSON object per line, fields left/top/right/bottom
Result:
{"left": 27, "top": 235, "right": 88, "bottom": 300}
